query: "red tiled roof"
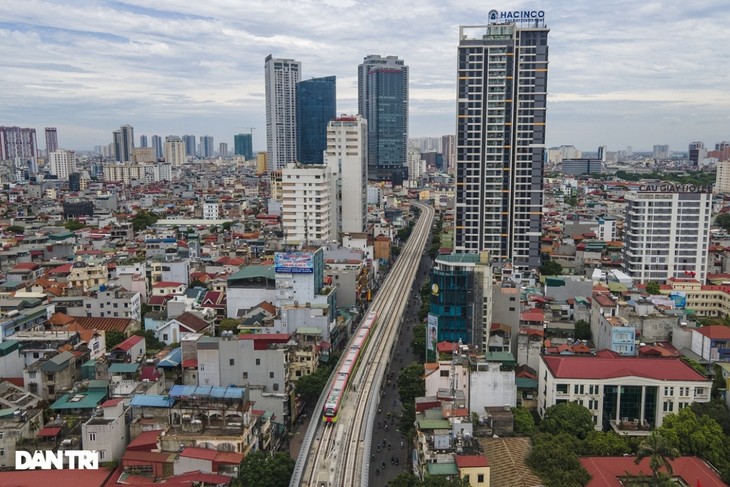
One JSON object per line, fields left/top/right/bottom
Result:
{"left": 13, "top": 262, "right": 39, "bottom": 270}
{"left": 543, "top": 353, "right": 708, "bottom": 381}
{"left": 74, "top": 316, "right": 136, "bottom": 333}
{"left": 148, "top": 294, "right": 171, "bottom": 306}
{"left": 140, "top": 366, "right": 161, "bottom": 381}
{"left": 101, "top": 398, "right": 124, "bottom": 408}
{"left": 182, "top": 358, "right": 198, "bottom": 368}
{"left": 1, "top": 377, "right": 24, "bottom": 387}
{"left": 175, "top": 312, "right": 211, "bottom": 332}
{"left": 695, "top": 325, "right": 730, "bottom": 340}
{"left": 520, "top": 310, "right": 544, "bottom": 322}
{"left": 49, "top": 263, "right": 73, "bottom": 275}
{"left": 180, "top": 447, "right": 218, "bottom": 461}
{"left": 152, "top": 281, "right": 185, "bottom": 288}
{"left": 436, "top": 341, "right": 457, "bottom": 353}
{"left": 0, "top": 469, "right": 115, "bottom": 487}
{"left": 126, "top": 429, "right": 162, "bottom": 452}
{"left": 37, "top": 426, "right": 62, "bottom": 437}
{"left": 580, "top": 455, "right": 726, "bottom": 486}
{"left": 113, "top": 334, "right": 144, "bottom": 351}
{"left": 455, "top": 454, "right": 489, "bottom": 468}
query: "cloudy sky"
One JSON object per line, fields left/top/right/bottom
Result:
{"left": 1, "top": 1, "right": 730, "bottom": 153}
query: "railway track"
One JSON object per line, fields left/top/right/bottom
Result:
{"left": 292, "top": 202, "right": 434, "bottom": 487}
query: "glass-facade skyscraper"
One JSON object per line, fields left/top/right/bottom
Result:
{"left": 234, "top": 133, "right": 253, "bottom": 159}
{"left": 358, "top": 55, "right": 408, "bottom": 184}
{"left": 296, "top": 75, "right": 336, "bottom": 164}
{"left": 454, "top": 20, "right": 549, "bottom": 272}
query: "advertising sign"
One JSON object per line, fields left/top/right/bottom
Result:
{"left": 274, "top": 252, "right": 314, "bottom": 274}
{"left": 427, "top": 313, "right": 438, "bottom": 352}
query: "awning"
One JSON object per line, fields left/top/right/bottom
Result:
{"left": 37, "top": 426, "right": 62, "bottom": 437}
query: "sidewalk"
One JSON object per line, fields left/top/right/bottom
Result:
{"left": 289, "top": 411, "right": 313, "bottom": 459}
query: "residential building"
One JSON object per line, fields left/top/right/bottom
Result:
{"left": 182, "top": 134, "right": 196, "bottom": 157}
{"left": 82, "top": 398, "right": 129, "bottom": 462}
{"left": 0, "top": 126, "right": 38, "bottom": 162}
{"left": 688, "top": 141, "right": 705, "bottom": 166}
{"left": 151, "top": 134, "right": 163, "bottom": 159}
{"left": 226, "top": 265, "right": 277, "bottom": 317}
{"left": 595, "top": 217, "right": 617, "bottom": 242}
{"left": 203, "top": 201, "right": 220, "bottom": 220}
{"left": 114, "top": 124, "right": 134, "bottom": 162}
{"left": 0, "top": 382, "right": 44, "bottom": 469}
{"left": 23, "top": 350, "right": 77, "bottom": 400}
{"left": 456, "top": 455, "right": 491, "bottom": 487}
{"left": 219, "top": 142, "right": 228, "bottom": 158}
{"left": 591, "top": 292, "right": 636, "bottom": 356}
{"left": 199, "top": 135, "right": 214, "bottom": 158}
{"left": 296, "top": 75, "right": 336, "bottom": 164}
{"left": 538, "top": 351, "right": 712, "bottom": 433}
{"left": 358, "top": 54, "right": 409, "bottom": 183}
{"left": 84, "top": 284, "right": 141, "bottom": 321}
{"left": 623, "top": 188, "right": 712, "bottom": 283}
{"left": 325, "top": 115, "right": 368, "bottom": 234}
{"left": 429, "top": 253, "right": 493, "bottom": 351}
{"left": 281, "top": 164, "right": 337, "bottom": 245}
{"left": 157, "top": 311, "right": 212, "bottom": 344}
{"left": 68, "top": 261, "right": 108, "bottom": 292}
{"left": 165, "top": 135, "right": 185, "bottom": 166}
{"left": 234, "top": 133, "right": 254, "bottom": 159}
{"left": 265, "top": 55, "right": 301, "bottom": 173}
{"left": 454, "top": 21, "right": 549, "bottom": 271}
{"left": 715, "top": 160, "right": 730, "bottom": 194}
{"left": 690, "top": 325, "right": 730, "bottom": 363}
{"left": 45, "top": 127, "right": 58, "bottom": 153}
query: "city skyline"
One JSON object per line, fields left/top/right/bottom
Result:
{"left": 1, "top": 1, "right": 730, "bottom": 153}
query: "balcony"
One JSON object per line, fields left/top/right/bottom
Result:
{"left": 610, "top": 418, "right": 652, "bottom": 437}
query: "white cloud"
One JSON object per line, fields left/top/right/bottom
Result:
{"left": 0, "top": 0, "right": 729, "bottom": 152}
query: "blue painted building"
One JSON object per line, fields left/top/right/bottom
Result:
{"left": 296, "top": 76, "right": 336, "bottom": 164}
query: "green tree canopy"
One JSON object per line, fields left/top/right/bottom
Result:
{"left": 539, "top": 259, "right": 563, "bottom": 276}
{"left": 134, "top": 329, "right": 163, "bottom": 351}
{"left": 131, "top": 210, "right": 159, "bottom": 232}
{"left": 645, "top": 281, "right": 661, "bottom": 295}
{"left": 236, "top": 451, "right": 294, "bottom": 487}
{"left": 218, "top": 318, "right": 241, "bottom": 334}
{"left": 574, "top": 320, "right": 591, "bottom": 341}
{"left": 634, "top": 431, "right": 679, "bottom": 486}
{"left": 715, "top": 212, "right": 730, "bottom": 232}
{"left": 105, "top": 330, "right": 126, "bottom": 349}
{"left": 540, "top": 402, "right": 594, "bottom": 439}
{"left": 584, "top": 431, "right": 630, "bottom": 456}
{"left": 690, "top": 398, "right": 730, "bottom": 435}
{"left": 398, "top": 361, "right": 425, "bottom": 405}
{"left": 295, "top": 365, "right": 333, "bottom": 405}
{"left": 657, "top": 407, "right": 728, "bottom": 470}
{"left": 512, "top": 406, "right": 536, "bottom": 436}
{"left": 64, "top": 219, "right": 85, "bottom": 231}
{"left": 5, "top": 225, "right": 24, "bottom": 234}
{"left": 528, "top": 433, "right": 591, "bottom": 487}
{"left": 411, "top": 322, "right": 426, "bottom": 361}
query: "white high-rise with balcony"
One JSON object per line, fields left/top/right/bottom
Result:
{"left": 164, "top": 136, "right": 185, "bottom": 166}
{"left": 265, "top": 55, "right": 301, "bottom": 174}
{"left": 281, "top": 164, "right": 336, "bottom": 245}
{"left": 325, "top": 115, "right": 368, "bottom": 235}
{"left": 623, "top": 188, "right": 712, "bottom": 283}
{"left": 48, "top": 149, "right": 76, "bottom": 179}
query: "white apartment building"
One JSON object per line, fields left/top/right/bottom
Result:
{"left": 82, "top": 399, "right": 129, "bottom": 462}
{"left": 716, "top": 160, "right": 730, "bottom": 194}
{"left": 48, "top": 149, "right": 76, "bottom": 179}
{"left": 103, "top": 163, "right": 147, "bottom": 184}
{"left": 281, "top": 163, "right": 336, "bottom": 245}
{"left": 84, "top": 285, "right": 141, "bottom": 321}
{"left": 265, "top": 55, "right": 301, "bottom": 174}
{"left": 203, "top": 201, "right": 219, "bottom": 220}
{"left": 325, "top": 115, "right": 368, "bottom": 235}
{"left": 164, "top": 135, "right": 186, "bottom": 166}
{"left": 623, "top": 188, "right": 711, "bottom": 283}
{"left": 407, "top": 147, "right": 425, "bottom": 181}
{"left": 595, "top": 217, "right": 617, "bottom": 242}
{"left": 538, "top": 352, "right": 712, "bottom": 432}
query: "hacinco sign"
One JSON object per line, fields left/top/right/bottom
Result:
{"left": 488, "top": 9, "right": 545, "bottom": 23}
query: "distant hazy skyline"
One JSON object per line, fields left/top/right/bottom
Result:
{"left": 1, "top": 1, "right": 730, "bottom": 154}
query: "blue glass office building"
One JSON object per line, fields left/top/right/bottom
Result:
{"left": 296, "top": 76, "right": 336, "bottom": 164}
{"left": 234, "top": 133, "right": 253, "bottom": 159}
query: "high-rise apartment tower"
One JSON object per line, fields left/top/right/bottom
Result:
{"left": 265, "top": 55, "right": 301, "bottom": 174}
{"left": 454, "top": 18, "right": 549, "bottom": 271}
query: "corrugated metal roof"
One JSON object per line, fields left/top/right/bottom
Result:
{"left": 129, "top": 394, "right": 175, "bottom": 408}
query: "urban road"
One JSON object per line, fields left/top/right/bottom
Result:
{"left": 291, "top": 202, "right": 435, "bottom": 487}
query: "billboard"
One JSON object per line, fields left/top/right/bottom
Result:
{"left": 669, "top": 291, "right": 687, "bottom": 309}
{"left": 427, "top": 313, "right": 438, "bottom": 352}
{"left": 274, "top": 252, "right": 314, "bottom": 274}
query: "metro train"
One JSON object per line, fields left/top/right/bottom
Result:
{"left": 322, "top": 311, "right": 378, "bottom": 423}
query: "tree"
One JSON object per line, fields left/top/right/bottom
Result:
{"left": 574, "top": 320, "right": 591, "bottom": 341}
{"left": 512, "top": 406, "right": 536, "bottom": 436}
{"left": 528, "top": 433, "right": 591, "bottom": 487}
{"left": 131, "top": 210, "right": 159, "bottom": 232}
{"left": 584, "top": 431, "right": 630, "bottom": 456}
{"left": 135, "top": 329, "right": 163, "bottom": 351}
{"left": 5, "top": 225, "right": 24, "bottom": 234}
{"left": 715, "top": 212, "right": 730, "bottom": 232}
{"left": 237, "top": 451, "right": 294, "bottom": 487}
{"left": 540, "top": 402, "right": 594, "bottom": 439}
{"left": 64, "top": 219, "right": 85, "bottom": 231}
{"left": 539, "top": 259, "right": 562, "bottom": 276}
{"left": 106, "top": 331, "right": 126, "bottom": 349}
{"left": 388, "top": 472, "right": 421, "bottom": 487}
{"left": 645, "top": 281, "right": 661, "bottom": 295}
{"left": 411, "top": 322, "right": 426, "bottom": 361}
{"left": 634, "top": 431, "right": 679, "bottom": 486}
{"left": 399, "top": 402, "right": 417, "bottom": 438}
{"left": 398, "top": 362, "right": 425, "bottom": 405}
{"left": 218, "top": 318, "right": 241, "bottom": 334}
{"left": 690, "top": 398, "right": 730, "bottom": 435}
{"left": 657, "top": 407, "right": 728, "bottom": 470}
{"left": 295, "top": 366, "right": 333, "bottom": 405}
